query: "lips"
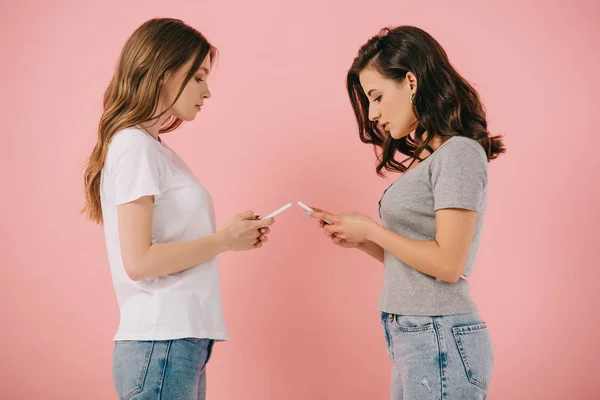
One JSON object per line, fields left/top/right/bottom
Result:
{"left": 381, "top": 122, "right": 389, "bottom": 131}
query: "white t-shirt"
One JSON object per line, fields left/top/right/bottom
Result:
{"left": 100, "top": 127, "right": 229, "bottom": 341}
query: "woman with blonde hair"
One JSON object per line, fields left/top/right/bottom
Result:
{"left": 82, "top": 18, "right": 274, "bottom": 399}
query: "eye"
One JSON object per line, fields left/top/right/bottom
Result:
{"left": 373, "top": 95, "right": 382, "bottom": 103}
{"left": 195, "top": 77, "right": 204, "bottom": 83}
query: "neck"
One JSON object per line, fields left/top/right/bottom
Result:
{"left": 427, "top": 134, "right": 445, "bottom": 152}
{"left": 139, "top": 111, "right": 172, "bottom": 140}
{"left": 414, "top": 132, "right": 445, "bottom": 160}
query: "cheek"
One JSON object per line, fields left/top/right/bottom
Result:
{"left": 172, "top": 86, "right": 195, "bottom": 108}
{"left": 392, "top": 97, "right": 414, "bottom": 125}
{"left": 387, "top": 97, "right": 416, "bottom": 138}
{"left": 162, "top": 86, "right": 177, "bottom": 107}
{"left": 168, "top": 89, "right": 197, "bottom": 120}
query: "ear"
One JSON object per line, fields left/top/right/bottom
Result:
{"left": 405, "top": 71, "right": 418, "bottom": 92}
{"left": 160, "top": 71, "right": 172, "bottom": 86}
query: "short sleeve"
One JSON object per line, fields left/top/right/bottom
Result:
{"left": 107, "top": 133, "right": 164, "bottom": 205}
{"left": 429, "top": 139, "right": 488, "bottom": 212}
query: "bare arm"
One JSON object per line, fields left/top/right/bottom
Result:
{"left": 310, "top": 141, "right": 484, "bottom": 280}
{"left": 357, "top": 240, "right": 385, "bottom": 263}
{"left": 117, "top": 196, "right": 273, "bottom": 281}
{"left": 365, "top": 208, "right": 477, "bottom": 282}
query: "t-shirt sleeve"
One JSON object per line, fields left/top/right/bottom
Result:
{"left": 430, "top": 140, "right": 488, "bottom": 212}
{"left": 108, "top": 136, "right": 165, "bottom": 206}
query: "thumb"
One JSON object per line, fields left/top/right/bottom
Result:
{"left": 253, "top": 217, "right": 275, "bottom": 228}
{"left": 236, "top": 210, "right": 258, "bottom": 221}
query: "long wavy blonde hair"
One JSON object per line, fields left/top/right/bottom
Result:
{"left": 82, "top": 18, "right": 217, "bottom": 224}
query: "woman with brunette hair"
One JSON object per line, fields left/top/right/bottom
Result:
{"left": 308, "top": 26, "right": 504, "bottom": 399}
{"left": 82, "top": 18, "right": 274, "bottom": 399}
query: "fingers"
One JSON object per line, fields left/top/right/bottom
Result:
{"left": 231, "top": 211, "right": 275, "bottom": 250}
{"left": 306, "top": 210, "right": 323, "bottom": 220}
{"left": 251, "top": 229, "right": 270, "bottom": 249}
{"left": 253, "top": 217, "right": 275, "bottom": 228}
{"left": 310, "top": 210, "right": 338, "bottom": 224}
{"left": 236, "top": 210, "right": 258, "bottom": 221}
{"left": 324, "top": 225, "right": 342, "bottom": 237}
{"left": 253, "top": 232, "right": 268, "bottom": 245}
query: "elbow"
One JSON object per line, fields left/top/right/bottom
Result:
{"left": 123, "top": 262, "right": 145, "bottom": 282}
{"left": 438, "top": 263, "right": 464, "bottom": 283}
{"left": 125, "top": 266, "right": 143, "bottom": 281}
{"left": 441, "top": 273, "right": 462, "bottom": 283}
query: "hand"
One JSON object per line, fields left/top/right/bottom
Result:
{"left": 309, "top": 207, "right": 376, "bottom": 247}
{"left": 224, "top": 210, "right": 274, "bottom": 251}
{"left": 308, "top": 207, "right": 376, "bottom": 243}
{"left": 317, "top": 219, "right": 362, "bottom": 248}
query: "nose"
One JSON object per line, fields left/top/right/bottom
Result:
{"left": 368, "top": 104, "right": 380, "bottom": 122}
{"left": 203, "top": 85, "right": 211, "bottom": 100}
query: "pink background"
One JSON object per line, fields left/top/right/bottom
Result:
{"left": 2, "top": 0, "right": 599, "bottom": 399}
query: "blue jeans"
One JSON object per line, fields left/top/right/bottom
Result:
{"left": 381, "top": 312, "right": 494, "bottom": 400}
{"left": 112, "top": 338, "right": 214, "bottom": 400}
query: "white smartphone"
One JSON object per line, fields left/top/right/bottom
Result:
{"left": 261, "top": 202, "right": 292, "bottom": 220}
{"left": 297, "top": 201, "right": 332, "bottom": 224}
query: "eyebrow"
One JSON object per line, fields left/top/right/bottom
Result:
{"left": 198, "top": 67, "right": 209, "bottom": 74}
{"left": 367, "top": 89, "right": 378, "bottom": 97}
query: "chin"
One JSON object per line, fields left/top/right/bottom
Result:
{"left": 179, "top": 113, "right": 197, "bottom": 122}
{"left": 390, "top": 130, "right": 410, "bottom": 140}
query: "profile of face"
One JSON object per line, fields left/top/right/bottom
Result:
{"left": 359, "top": 68, "right": 418, "bottom": 140}
{"left": 161, "top": 54, "right": 212, "bottom": 121}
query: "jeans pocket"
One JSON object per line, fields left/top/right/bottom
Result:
{"left": 452, "top": 322, "right": 494, "bottom": 390}
{"left": 381, "top": 313, "right": 394, "bottom": 359}
{"left": 112, "top": 341, "right": 154, "bottom": 400}
{"left": 179, "top": 338, "right": 214, "bottom": 370}
{"left": 393, "top": 315, "right": 435, "bottom": 333}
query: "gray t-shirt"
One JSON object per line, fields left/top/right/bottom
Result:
{"left": 378, "top": 136, "right": 488, "bottom": 316}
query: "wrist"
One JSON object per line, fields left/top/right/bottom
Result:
{"left": 364, "top": 219, "right": 380, "bottom": 242}
{"left": 215, "top": 229, "right": 233, "bottom": 253}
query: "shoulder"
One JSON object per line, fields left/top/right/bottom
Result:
{"left": 105, "top": 127, "right": 163, "bottom": 172}
{"left": 431, "top": 136, "right": 487, "bottom": 164}
{"left": 108, "top": 127, "right": 156, "bottom": 155}
{"left": 428, "top": 136, "right": 488, "bottom": 185}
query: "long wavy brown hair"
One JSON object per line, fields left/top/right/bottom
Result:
{"left": 82, "top": 18, "right": 217, "bottom": 224}
{"left": 347, "top": 26, "right": 505, "bottom": 175}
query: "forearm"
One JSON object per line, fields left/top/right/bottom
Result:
{"left": 357, "top": 240, "right": 385, "bottom": 263}
{"left": 366, "top": 224, "right": 461, "bottom": 282}
{"left": 130, "top": 230, "right": 231, "bottom": 281}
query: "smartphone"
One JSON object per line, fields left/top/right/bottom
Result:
{"left": 261, "top": 202, "right": 292, "bottom": 220}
